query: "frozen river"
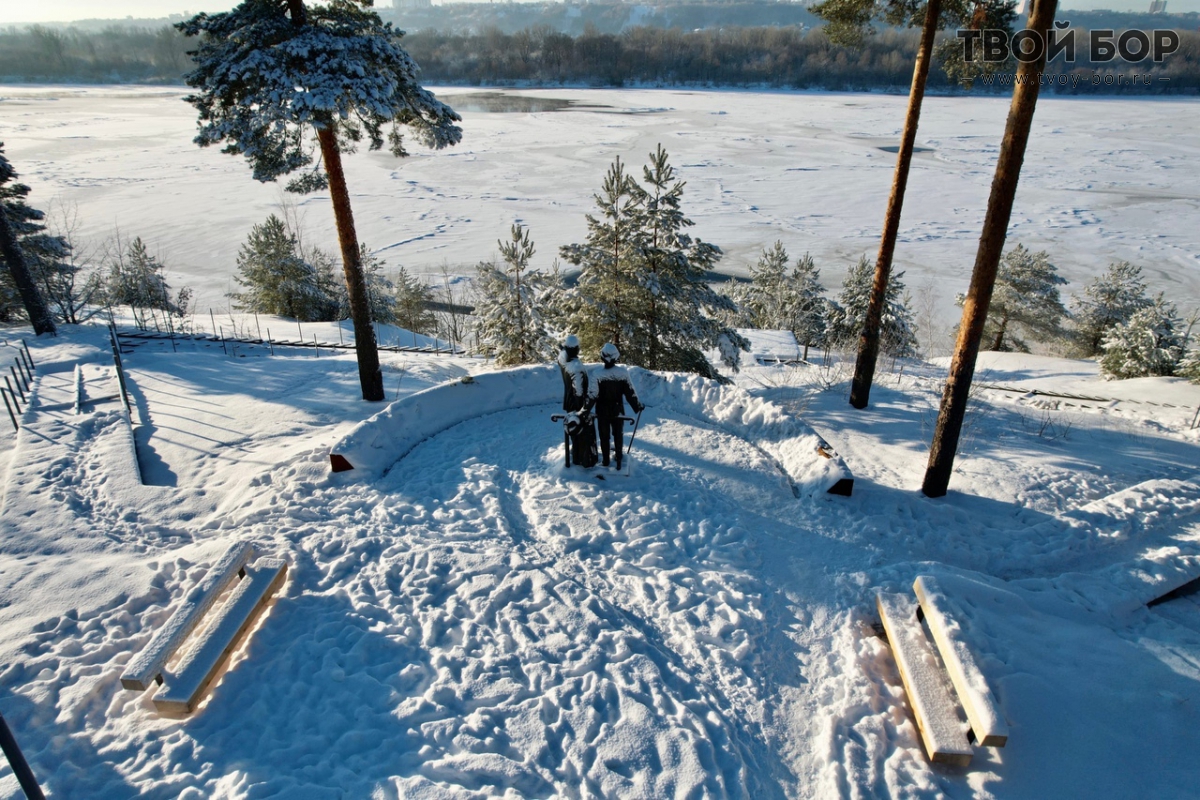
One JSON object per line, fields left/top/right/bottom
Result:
{"left": 2, "top": 85, "right": 1198, "bottom": 325}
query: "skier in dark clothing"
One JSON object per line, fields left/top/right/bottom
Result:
{"left": 557, "top": 334, "right": 596, "bottom": 467}
{"left": 586, "top": 342, "right": 644, "bottom": 470}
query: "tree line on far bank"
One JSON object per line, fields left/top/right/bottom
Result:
{"left": 2, "top": 21, "right": 1197, "bottom": 94}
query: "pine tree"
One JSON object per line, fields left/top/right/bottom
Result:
{"left": 105, "top": 235, "right": 190, "bottom": 329}
{"left": 177, "top": 0, "right": 461, "bottom": 401}
{"left": 955, "top": 244, "right": 1067, "bottom": 352}
{"left": 230, "top": 215, "right": 328, "bottom": 321}
{"left": 562, "top": 146, "right": 746, "bottom": 378}
{"left": 787, "top": 252, "right": 830, "bottom": 359}
{"left": 1178, "top": 347, "right": 1200, "bottom": 384}
{"left": 559, "top": 156, "right": 641, "bottom": 358}
{"left": 393, "top": 266, "right": 436, "bottom": 334}
{"left": 360, "top": 247, "right": 396, "bottom": 325}
{"left": 1072, "top": 261, "right": 1153, "bottom": 357}
{"left": 0, "top": 144, "right": 59, "bottom": 333}
{"left": 1100, "top": 295, "right": 1183, "bottom": 379}
{"left": 832, "top": 256, "right": 917, "bottom": 358}
{"left": 628, "top": 144, "right": 744, "bottom": 377}
{"left": 473, "top": 224, "right": 557, "bottom": 366}
{"left": 818, "top": 0, "right": 1017, "bottom": 408}
{"left": 742, "top": 241, "right": 790, "bottom": 329}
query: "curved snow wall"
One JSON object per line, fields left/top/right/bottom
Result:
{"left": 329, "top": 364, "right": 853, "bottom": 497}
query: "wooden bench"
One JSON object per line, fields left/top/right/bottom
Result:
{"left": 914, "top": 576, "right": 1009, "bottom": 748}
{"left": 876, "top": 592, "right": 974, "bottom": 766}
{"left": 121, "top": 543, "right": 287, "bottom": 713}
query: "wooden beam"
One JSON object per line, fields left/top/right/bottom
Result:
{"left": 877, "top": 592, "right": 973, "bottom": 766}
{"left": 913, "top": 576, "right": 1009, "bottom": 747}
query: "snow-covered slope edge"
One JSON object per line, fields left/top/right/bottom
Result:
{"left": 329, "top": 364, "right": 853, "bottom": 496}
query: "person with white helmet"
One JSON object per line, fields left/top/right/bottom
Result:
{"left": 557, "top": 334, "right": 596, "bottom": 467}
{"left": 585, "top": 342, "right": 644, "bottom": 470}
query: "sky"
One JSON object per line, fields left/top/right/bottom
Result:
{"left": 0, "top": 0, "right": 1195, "bottom": 25}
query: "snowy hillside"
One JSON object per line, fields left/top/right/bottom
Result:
{"left": 1, "top": 325, "right": 1199, "bottom": 798}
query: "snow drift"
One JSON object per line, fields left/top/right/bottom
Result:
{"left": 329, "top": 364, "right": 853, "bottom": 496}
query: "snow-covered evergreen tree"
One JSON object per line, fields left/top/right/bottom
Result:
{"left": 177, "top": 0, "right": 461, "bottom": 401}
{"left": 359, "top": 246, "right": 396, "bottom": 325}
{"left": 230, "top": 215, "right": 328, "bottom": 321}
{"left": 0, "top": 144, "right": 69, "bottom": 328}
{"left": 628, "top": 145, "right": 746, "bottom": 377}
{"left": 1100, "top": 295, "right": 1183, "bottom": 379}
{"left": 741, "top": 240, "right": 790, "bottom": 329}
{"left": 831, "top": 256, "right": 916, "bottom": 358}
{"left": 956, "top": 244, "right": 1067, "bottom": 352}
{"left": 559, "top": 156, "right": 641, "bottom": 358}
{"left": 105, "top": 235, "right": 190, "bottom": 329}
{"left": 787, "top": 251, "right": 830, "bottom": 358}
{"left": 392, "top": 266, "right": 436, "bottom": 335}
{"left": 473, "top": 224, "right": 557, "bottom": 366}
{"left": 1179, "top": 345, "right": 1200, "bottom": 384}
{"left": 561, "top": 145, "right": 747, "bottom": 378}
{"left": 1072, "top": 261, "right": 1152, "bottom": 357}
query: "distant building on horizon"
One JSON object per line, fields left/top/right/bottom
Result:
{"left": 1149, "top": 0, "right": 1168, "bottom": 11}
{"left": 394, "top": 0, "right": 433, "bottom": 9}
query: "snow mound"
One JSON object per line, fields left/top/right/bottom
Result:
{"left": 330, "top": 365, "right": 852, "bottom": 496}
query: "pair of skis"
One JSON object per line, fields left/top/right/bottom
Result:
{"left": 550, "top": 409, "right": 642, "bottom": 477}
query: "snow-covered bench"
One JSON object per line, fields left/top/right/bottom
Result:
{"left": 121, "top": 542, "right": 287, "bottom": 713}
{"left": 876, "top": 592, "right": 974, "bottom": 766}
{"left": 913, "top": 576, "right": 1009, "bottom": 747}
{"left": 876, "top": 576, "right": 1010, "bottom": 765}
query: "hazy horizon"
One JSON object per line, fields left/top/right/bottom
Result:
{"left": 1, "top": 0, "right": 1195, "bottom": 26}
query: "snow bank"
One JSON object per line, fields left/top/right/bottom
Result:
{"left": 329, "top": 364, "right": 852, "bottom": 496}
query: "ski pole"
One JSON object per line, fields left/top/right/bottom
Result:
{"left": 0, "top": 711, "right": 44, "bottom": 800}
{"left": 624, "top": 408, "right": 643, "bottom": 476}
{"left": 551, "top": 414, "right": 571, "bottom": 467}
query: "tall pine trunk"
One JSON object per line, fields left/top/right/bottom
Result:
{"left": 0, "top": 205, "right": 56, "bottom": 336}
{"left": 848, "top": 0, "right": 942, "bottom": 409}
{"left": 923, "top": 0, "right": 1058, "bottom": 497}
{"left": 287, "top": 0, "right": 383, "bottom": 401}
{"left": 318, "top": 127, "right": 384, "bottom": 401}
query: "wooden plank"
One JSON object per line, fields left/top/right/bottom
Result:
{"left": 876, "top": 592, "right": 973, "bottom": 766}
{"left": 154, "top": 559, "right": 287, "bottom": 714}
{"left": 914, "top": 576, "right": 1009, "bottom": 747}
{"left": 121, "top": 542, "right": 256, "bottom": 691}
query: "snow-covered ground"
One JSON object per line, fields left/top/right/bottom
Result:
{"left": 1, "top": 323, "right": 1199, "bottom": 798}
{"left": 1, "top": 86, "right": 1198, "bottom": 326}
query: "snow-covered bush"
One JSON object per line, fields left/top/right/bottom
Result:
{"left": 1099, "top": 295, "right": 1183, "bottom": 379}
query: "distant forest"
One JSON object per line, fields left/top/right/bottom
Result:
{"left": 0, "top": 3, "right": 1197, "bottom": 94}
